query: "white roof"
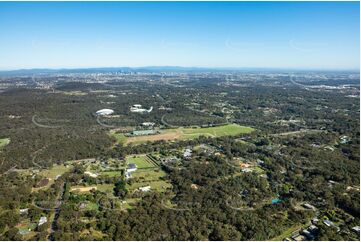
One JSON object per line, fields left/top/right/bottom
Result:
{"left": 38, "top": 216, "right": 47, "bottom": 226}
{"left": 139, "top": 186, "right": 151, "bottom": 192}
{"left": 96, "top": 109, "right": 114, "bottom": 115}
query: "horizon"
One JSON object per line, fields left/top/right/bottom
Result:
{"left": 0, "top": 1, "right": 359, "bottom": 70}
{"left": 0, "top": 65, "right": 360, "bottom": 73}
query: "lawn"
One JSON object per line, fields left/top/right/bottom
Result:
{"left": 99, "top": 171, "right": 123, "bottom": 177}
{"left": 97, "top": 184, "right": 115, "bottom": 193}
{"left": 126, "top": 155, "right": 156, "bottom": 169}
{"left": 123, "top": 124, "right": 254, "bottom": 145}
{"left": 86, "top": 202, "right": 99, "bottom": 210}
{"left": 0, "top": 138, "right": 10, "bottom": 148}
{"left": 131, "top": 169, "right": 167, "bottom": 180}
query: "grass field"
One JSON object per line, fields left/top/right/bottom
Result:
{"left": 0, "top": 138, "right": 10, "bottom": 148}
{"left": 39, "top": 164, "right": 71, "bottom": 180}
{"left": 122, "top": 124, "right": 254, "bottom": 145}
{"left": 131, "top": 169, "right": 166, "bottom": 180}
{"left": 126, "top": 155, "right": 157, "bottom": 169}
{"left": 70, "top": 184, "right": 114, "bottom": 193}
{"left": 99, "top": 171, "right": 123, "bottom": 177}
{"left": 125, "top": 154, "right": 171, "bottom": 193}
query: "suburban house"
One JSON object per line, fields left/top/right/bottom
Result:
{"left": 38, "top": 216, "right": 47, "bottom": 226}
{"left": 127, "top": 163, "right": 137, "bottom": 173}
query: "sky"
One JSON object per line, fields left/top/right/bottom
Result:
{"left": 0, "top": 1, "right": 359, "bottom": 70}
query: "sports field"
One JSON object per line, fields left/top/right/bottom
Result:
{"left": 123, "top": 124, "right": 254, "bottom": 145}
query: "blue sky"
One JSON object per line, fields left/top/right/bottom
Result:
{"left": 0, "top": 1, "right": 359, "bottom": 70}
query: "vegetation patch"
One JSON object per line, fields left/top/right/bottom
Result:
{"left": 0, "top": 138, "right": 10, "bottom": 148}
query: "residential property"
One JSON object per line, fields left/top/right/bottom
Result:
{"left": 125, "top": 171, "right": 131, "bottom": 180}
{"left": 340, "top": 135, "right": 350, "bottom": 144}
{"left": 84, "top": 171, "right": 98, "bottom": 178}
{"left": 242, "top": 168, "right": 253, "bottom": 173}
{"left": 38, "top": 216, "right": 47, "bottom": 226}
{"left": 138, "top": 186, "right": 151, "bottom": 192}
{"left": 127, "top": 163, "right": 137, "bottom": 173}
{"left": 161, "top": 157, "right": 179, "bottom": 164}
{"left": 303, "top": 203, "right": 316, "bottom": 211}
{"left": 311, "top": 218, "right": 319, "bottom": 225}
{"left": 142, "top": 122, "right": 155, "bottom": 127}
{"left": 323, "top": 220, "right": 334, "bottom": 227}
{"left": 183, "top": 148, "right": 192, "bottom": 158}
{"left": 19, "top": 208, "right": 29, "bottom": 215}
{"left": 352, "top": 226, "right": 360, "bottom": 233}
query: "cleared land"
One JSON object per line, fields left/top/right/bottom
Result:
{"left": 0, "top": 138, "right": 10, "bottom": 148}
{"left": 32, "top": 164, "right": 72, "bottom": 191}
{"left": 109, "top": 130, "right": 127, "bottom": 145}
{"left": 70, "top": 184, "right": 114, "bottom": 193}
{"left": 115, "top": 124, "right": 254, "bottom": 145}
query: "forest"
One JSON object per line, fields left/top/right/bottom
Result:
{"left": 0, "top": 72, "right": 359, "bottom": 241}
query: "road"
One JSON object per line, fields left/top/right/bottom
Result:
{"left": 48, "top": 183, "right": 66, "bottom": 241}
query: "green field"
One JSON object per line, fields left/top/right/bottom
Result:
{"left": 126, "top": 155, "right": 157, "bottom": 169}
{"left": 99, "top": 171, "right": 123, "bottom": 177}
{"left": 109, "top": 131, "right": 127, "bottom": 144}
{"left": 39, "top": 164, "right": 71, "bottom": 179}
{"left": 120, "top": 124, "right": 254, "bottom": 145}
{"left": 131, "top": 169, "right": 167, "bottom": 180}
{"left": 179, "top": 124, "right": 254, "bottom": 137}
{"left": 71, "top": 184, "right": 114, "bottom": 194}
{"left": 125, "top": 154, "right": 171, "bottom": 192}
{"left": 0, "top": 138, "right": 10, "bottom": 148}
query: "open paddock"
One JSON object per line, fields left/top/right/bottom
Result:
{"left": 123, "top": 124, "right": 254, "bottom": 145}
